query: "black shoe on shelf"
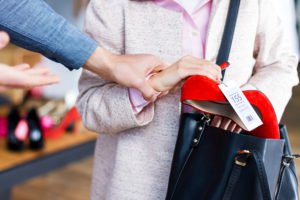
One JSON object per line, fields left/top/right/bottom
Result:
{"left": 7, "top": 107, "right": 25, "bottom": 151}
{"left": 27, "top": 108, "right": 44, "bottom": 150}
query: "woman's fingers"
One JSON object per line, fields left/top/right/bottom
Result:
{"left": 219, "top": 118, "right": 232, "bottom": 130}
{"left": 149, "top": 55, "right": 222, "bottom": 93}
{"left": 226, "top": 120, "right": 243, "bottom": 133}
{"left": 211, "top": 115, "right": 243, "bottom": 134}
{"left": 183, "top": 56, "right": 222, "bottom": 81}
{"left": 177, "top": 56, "right": 222, "bottom": 82}
{"left": 184, "top": 67, "right": 220, "bottom": 82}
{"left": 228, "top": 122, "right": 237, "bottom": 132}
{"left": 233, "top": 126, "right": 243, "bottom": 134}
{"left": 211, "top": 115, "right": 222, "bottom": 128}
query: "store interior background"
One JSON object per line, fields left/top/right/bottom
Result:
{"left": 0, "top": 0, "right": 299, "bottom": 199}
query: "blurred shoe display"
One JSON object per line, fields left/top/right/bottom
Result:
{"left": 7, "top": 107, "right": 26, "bottom": 151}
{"left": 27, "top": 108, "right": 44, "bottom": 150}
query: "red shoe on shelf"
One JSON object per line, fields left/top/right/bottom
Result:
{"left": 43, "top": 107, "right": 81, "bottom": 139}
{"left": 181, "top": 75, "right": 280, "bottom": 139}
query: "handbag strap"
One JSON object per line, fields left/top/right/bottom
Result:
{"left": 216, "top": 0, "right": 241, "bottom": 80}
{"left": 222, "top": 150, "right": 272, "bottom": 200}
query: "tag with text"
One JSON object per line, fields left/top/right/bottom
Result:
{"left": 219, "top": 80, "right": 263, "bottom": 131}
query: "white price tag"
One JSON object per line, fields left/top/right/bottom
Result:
{"left": 218, "top": 80, "right": 263, "bottom": 131}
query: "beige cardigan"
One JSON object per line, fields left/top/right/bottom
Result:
{"left": 76, "top": 0, "right": 299, "bottom": 199}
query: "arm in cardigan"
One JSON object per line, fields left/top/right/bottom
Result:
{"left": 242, "top": 0, "right": 299, "bottom": 121}
{"left": 76, "top": 0, "right": 155, "bottom": 134}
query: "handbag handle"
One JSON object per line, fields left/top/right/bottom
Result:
{"left": 222, "top": 150, "right": 272, "bottom": 200}
{"left": 216, "top": 0, "right": 241, "bottom": 80}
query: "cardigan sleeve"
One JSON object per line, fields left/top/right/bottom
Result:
{"left": 241, "top": 0, "right": 299, "bottom": 121}
{"left": 76, "top": 0, "right": 155, "bottom": 135}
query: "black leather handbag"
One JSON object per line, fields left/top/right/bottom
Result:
{"left": 165, "top": 0, "right": 299, "bottom": 199}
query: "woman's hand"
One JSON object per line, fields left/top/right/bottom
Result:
{"left": 0, "top": 31, "right": 59, "bottom": 91}
{"left": 147, "top": 55, "right": 242, "bottom": 134}
{"left": 210, "top": 115, "right": 243, "bottom": 133}
{"left": 148, "top": 55, "right": 222, "bottom": 93}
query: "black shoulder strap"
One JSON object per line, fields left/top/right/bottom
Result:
{"left": 222, "top": 151, "right": 272, "bottom": 200}
{"left": 216, "top": 0, "right": 241, "bottom": 80}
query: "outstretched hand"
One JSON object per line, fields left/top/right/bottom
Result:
{"left": 0, "top": 63, "right": 60, "bottom": 91}
{"left": 0, "top": 32, "right": 60, "bottom": 91}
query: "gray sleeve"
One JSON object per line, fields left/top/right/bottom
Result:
{"left": 76, "top": 0, "right": 155, "bottom": 134}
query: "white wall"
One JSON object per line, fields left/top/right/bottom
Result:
{"left": 277, "top": 0, "right": 299, "bottom": 55}
{"left": 38, "top": 0, "right": 86, "bottom": 100}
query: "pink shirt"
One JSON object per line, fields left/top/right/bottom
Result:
{"left": 129, "top": 0, "right": 213, "bottom": 113}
